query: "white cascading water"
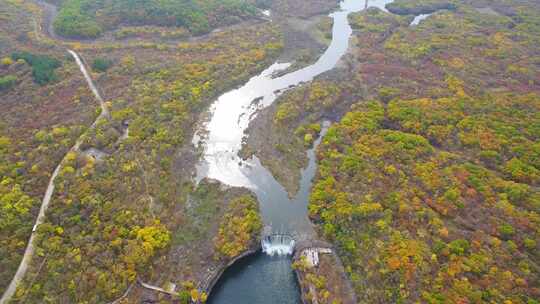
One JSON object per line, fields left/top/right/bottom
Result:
{"left": 261, "top": 234, "right": 296, "bottom": 256}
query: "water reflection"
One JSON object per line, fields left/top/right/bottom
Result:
{"left": 197, "top": 0, "right": 395, "bottom": 303}
{"left": 195, "top": 0, "right": 394, "bottom": 233}
{"left": 207, "top": 254, "right": 300, "bottom": 304}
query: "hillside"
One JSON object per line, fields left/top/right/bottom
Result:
{"left": 0, "top": 0, "right": 99, "bottom": 293}
{"left": 49, "top": 0, "right": 262, "bottom": 38}
{"left": 1, "top": 0, "right": 282, "bottom": 301}
{"left": 242, "top": 0, "right": 540, "bottom": 302}
{"left": 1, "top": 0, "right": 539, "bottom": 303}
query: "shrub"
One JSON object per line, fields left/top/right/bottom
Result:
{"left": 0, "top": 75, "right": 16, "bottom": 91}
{"left": 304, "top": 133, "right": 314, "bottom": 145}
{"left": 504, "top": 158, "right": 539, "bottom": 184}
{"left": 92, "top": 58, "right": 112, "bottom": 72}
{"left": 11, "top": 52, "right": 61, "bottom": 85}
{"left": 378, "top": 86, "right": 401, "bottom": 102}
{"left": 448, "top": 239, "right": 470, "bottom": 256}
{"left": 524, "top": 238, "right": 536, "bottom": 250}
{"left": 1, "top": 57, "right": 13, "bottom": 66}
{"left": 499, "top": 223, "right": 515, "bottom": 239}
{"left": 53, "top": 0, "right": 102, "bottom": 39}
{"left": 178, "top": 290, "right": 190, "bottom": 304}
{"left": 0, "top": 136, "right": 10, "bottom": 153}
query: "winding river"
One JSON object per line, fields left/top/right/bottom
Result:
{"left": 0, "top": 0, "right": 420, "bottom": 302}
{"left": 194, "top": 0, "right": 394, "bottom": 303}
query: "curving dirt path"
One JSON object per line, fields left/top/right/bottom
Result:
{"left": 36, "top": 0, "right": 60, "bottom": 41}
{"left": 68, "top": 50, "right": 109, "bottom": 117}
{"left": 0, "top": 50, "right": 108, "bottom": 304}
{"left": 1, "top": 44, "right": 153, "bottom": 304}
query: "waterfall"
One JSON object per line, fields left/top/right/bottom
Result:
{"left": 261, "top": 234, "right": 295, "bottom": 256}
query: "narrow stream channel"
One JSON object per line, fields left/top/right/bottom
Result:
{"left": 410, "top": 13, "right": 433, "bottom": 26}
{"left": 194, "top": 0, "right": 394, "bottom": 303}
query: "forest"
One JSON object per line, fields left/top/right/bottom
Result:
{"left": 11, "top": 52, "right": 61, "bottom": 85}
{"left": 214, "top": 195, "right": 262, "bottom": 259}
{"left": 0, "top": 0, "right": 99, "bottom": 292}
{"left": 386, "top": 0, "right": 457, "bottom": 15}
{"left": 234, "top": 0, "right": 540, "bottom": 302}
{"left": 303, "top": 0, "right": 540, "bottom": 303}
{"left": 51, "top": 0, "right": 260, "bottom": 38}
{"left": 309, "top": 95, "right": 539, "bottom": 303}
{"left": 4, "top": 9, "right": 282, "bottom": 300}
{"left": 1, "top": 0, "right": 539, "bottom": 302}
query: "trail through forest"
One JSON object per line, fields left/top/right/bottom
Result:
{"left": 0, "top": 50, "right": 108, "bottom": 304}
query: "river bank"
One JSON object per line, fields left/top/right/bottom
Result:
{"left": 239, "top": 1, "right": 406, "bottom": 197}
{"left": 3, "top": 2, "right": 290, "bottom": 300}
{"left": 192, "top": 1, "right": 389, "bottom": 302}
{"left": 239, "top": 0, "right": 442, "bottom": 197}
{"left": 70, "top": 179, "right": 267, "bottom": 303}
{"left": 2, "top": 0, "right": 398, "bottom": 302}
{"left": 3, "top": 0, "right": 323, "bottom": 302}
{"left": 250, "top": 0, "right": 540, "bottom": 302}
{"left": 7, "top": 0, "right": 540, "bottom": 302}
{"left": 293, "top": 241, "right": 356, "bottom": 304}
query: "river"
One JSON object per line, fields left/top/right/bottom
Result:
{"left": 193, "top": 0, "right": 394, "bottom": 303}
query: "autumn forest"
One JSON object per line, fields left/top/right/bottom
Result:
{"left": 0, "top": 0, "right": 539, "bottom": 303}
